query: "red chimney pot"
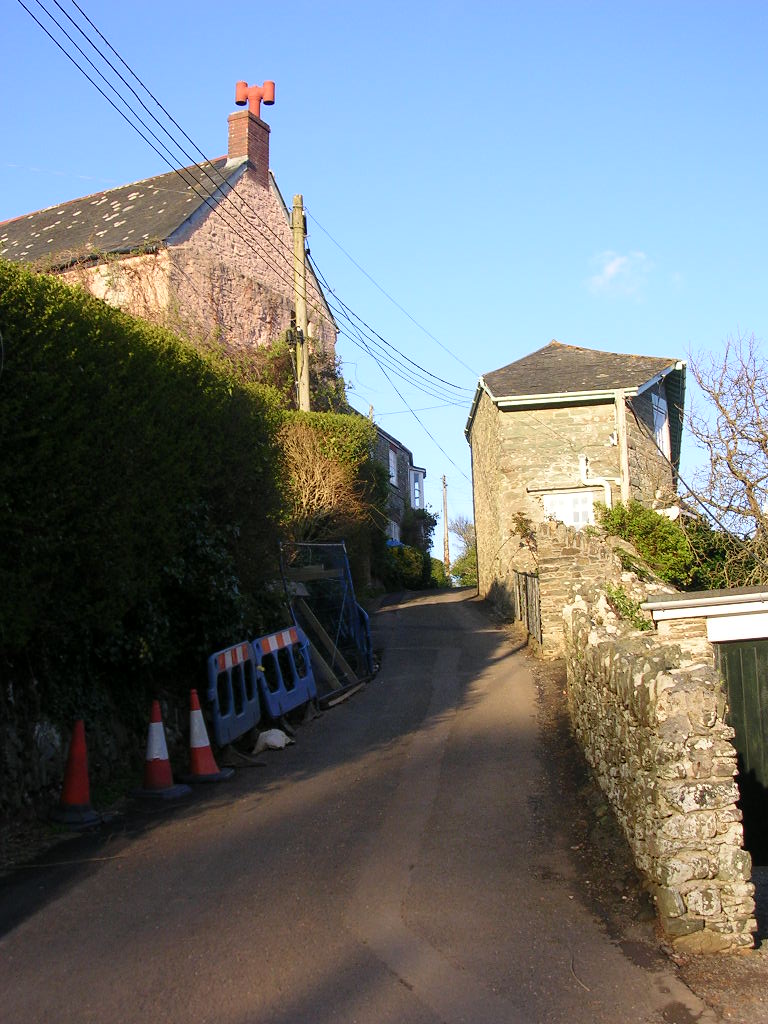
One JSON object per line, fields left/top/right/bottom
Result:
{"left": 235, "top": 80, "right": 275, "bottom": 119}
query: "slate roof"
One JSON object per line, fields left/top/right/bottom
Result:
{"left": 483, "top": 340, "right": 679, "bottom": 399}
{"left": 0, "top": 158, "right": 237, "bottom": 268}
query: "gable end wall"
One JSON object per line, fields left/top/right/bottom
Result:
{"left": 627, "top": 383, "right": 676, "bottom": 503}
{"left": 169, "top": 169, "right": 335, "bottom": 355}
{"left": 55, "top": 169, "right": 336, "bottom": 361}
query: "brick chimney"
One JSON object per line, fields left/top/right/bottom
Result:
{"left": 227, "top": 109, "right": 270, "bottom": 187}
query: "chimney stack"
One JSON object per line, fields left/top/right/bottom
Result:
{"left": 227, "top": 80, "right": 275, "bottom": 188}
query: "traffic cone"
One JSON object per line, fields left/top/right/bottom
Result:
{"left": 50, "top": 719, "right": 101, "bottom": 828}
{"left": 135, "top": 700, "right": 191, "bottom": 800}
{"left": 181, "top": 690, "right": 233, "bottom": 783}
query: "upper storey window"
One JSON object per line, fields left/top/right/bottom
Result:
{"left": 651, "top": 391, "right": 671, "bottom": 459}
{"left": 389, "top": 447, "right": 398, "bottom": 485}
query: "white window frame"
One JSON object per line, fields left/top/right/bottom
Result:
{"left": 540, "top": 488, "right": 599, "bottom": 528}
{"left": 651, "top": 392, "right": 671, "bottom": 459}
{"left": 409, "top": 468, "right": 425, "bottom": 509}
{"left": 388, "top": 447, "right": 398, "bottom": 485}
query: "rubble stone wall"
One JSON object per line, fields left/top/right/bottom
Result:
{"left": 536, "top": 521, "right": 627, "bottom": 655}
{"left": 564, "top": 599, "right": 756, "bottom": 952}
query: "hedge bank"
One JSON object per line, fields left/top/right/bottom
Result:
{"left": 0, "top": 261, "right": 287, "bottom": 813}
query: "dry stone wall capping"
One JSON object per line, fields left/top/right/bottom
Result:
{"left": 563, "top": 597, "right": 756, "bottom": 953}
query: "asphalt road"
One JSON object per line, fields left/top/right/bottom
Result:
{"left": 0, "top": 589, "right": 716, "bottom": 1023}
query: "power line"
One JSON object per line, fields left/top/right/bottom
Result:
{"left": 17, "top": 0, "right": 293, "bottom": 289}
{"left": 53, "top": 0, "right": 302, "bottom": 285}
{"left": 62, "top": 0, "right": 478, "bottom": 410}
{"left": 310, "top": 256, "right": 471, "bottom": 403}
{"left": 323, "top": 297, "right": 470, "bottom": 406}
{"left": 17, "top": 0, "right": 476, "bottom": 437}
{"left": 21, "top": 0, "right": 304, "bottom": 301}
{"left": 315, "top": 266, "right": 472, "bottom": 394}
{"left": 305, "top": 206, "right": 479, "bottom": 378}
{"left": 375, "top": 404, "right": 460, "bottom": 415}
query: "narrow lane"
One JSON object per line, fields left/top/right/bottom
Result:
{"left": 0, "top": 589, "right": 713, "bottom": 1022}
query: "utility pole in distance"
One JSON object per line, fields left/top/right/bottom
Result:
{"left": 443, "top": 475, "right": 450, "bottom": 571}
{"left": 292, "top": 194, "right": 311, "bottom": 411}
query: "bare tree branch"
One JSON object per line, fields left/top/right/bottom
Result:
{"left": 685, "top": 332, "right": 768, "bottom": 585}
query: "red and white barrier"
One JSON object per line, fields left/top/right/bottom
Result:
{"left": 260, "top": 627, "right": 298, "bottom": 655}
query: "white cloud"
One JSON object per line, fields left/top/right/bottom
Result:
{"left": 588, "top": 250, "right": 652, "bottom": 297}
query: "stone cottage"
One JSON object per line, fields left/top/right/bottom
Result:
{"left": 2, "top": 80, "right": 430, "bottom": 545}
{"left": 0, "top": 81, "right": 337, "bottom": 361}
{"left": 465, "top": 340, "right": 686, "bottom": 600}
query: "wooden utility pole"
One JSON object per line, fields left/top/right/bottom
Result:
{"left": 442, "top": 474, "right": 450, "bottom": 570}
{"left": 292, "top": 194, "right": 311, "bottom": 411}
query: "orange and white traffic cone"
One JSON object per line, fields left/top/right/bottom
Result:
{"left": 181, "top": 690, "right": 233, "bottom": 783}
{"left": 135, "top": 700, "right": 191, "bottom": 800}
{"left": 50, "top": 719, "right": 101, "bottom": 828}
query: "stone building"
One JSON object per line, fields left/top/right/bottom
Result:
{"left": 0, "top": 82, "right": 336, "bottom": 361}
{"left": 465, "top": 340, "right": 686, "bottom": 599}
{"left": 374, "top": 423, "right": 427, "bottom": 542}
{"left": 1, "top": 80, "right": 429, "bottom": 537}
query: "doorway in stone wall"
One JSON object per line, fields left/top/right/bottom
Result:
{"left": 718, "top": 639, "right": 768, "bottom": 943}
{"left": 717, "top": 639, "right": 768, "bottom": 865}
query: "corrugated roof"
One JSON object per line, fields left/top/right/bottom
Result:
{"left": 483, "top": 340, "right": 679, "bottom": 399}
{"left": 0, "top": 158, "right": 236, "bottom": 268}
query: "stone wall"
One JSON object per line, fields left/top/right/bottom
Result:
{"left": 60, "top": 249, "right": 172, "bottom": 322}
{"left": 499, "top": 520, "right": 673, "bottom": 656}
{"left": 469, "top": 390, "right": 503, "bottom": 598}
{"left": 536, "top": 521, "right": 628, "bottom": 655}
{"left": 564, "top": 598, "right": 756, "bottom": 952}
{"left": 627, "top": 383, "right": 677, "bottom": 505}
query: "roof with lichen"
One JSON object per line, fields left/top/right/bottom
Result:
{"left": 482, "top": 341, "right": 679, "bottom": 399}
{"left": 465, "top": 340, "right": 687, "bottom": 471}
{"left": 0, "top": 157, "right": 236, "bottom": 268}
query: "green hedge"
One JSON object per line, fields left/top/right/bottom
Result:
{"left": 0, "top": 260, "right": 286, "bottom": 735}
{"left": 283, "top": 409, "right": 379, "bottom": 466}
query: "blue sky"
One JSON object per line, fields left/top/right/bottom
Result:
{"left": 3, "top": 1, "right": 767, "bottom": 557}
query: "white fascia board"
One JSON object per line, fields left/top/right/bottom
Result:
{"left": 708, "top": 612, "right": 768, "bottom": 643}
{"left": 635, "top": 361, "right": 685, "bottom": 397}
{"left": 494, "top": 388, "right": 638, "bottom": 408}
{"left": 464, "top": 378, "right": 488, "bottom": 439}
{"left": 643, "top": 592, "right": 768, "bottom": 614}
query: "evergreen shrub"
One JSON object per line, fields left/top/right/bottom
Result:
{"left": 0, "top": 260, "right": 285, "bottom": 753}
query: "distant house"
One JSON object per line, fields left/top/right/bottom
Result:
{"left": 374, "top": 423, "right": 427, "bottom": 542}
{"left": 465, "top": 340, "right": 686, "bottom": 598}
{"left": 0, "top": 82, "right": 336, "bottom": 362}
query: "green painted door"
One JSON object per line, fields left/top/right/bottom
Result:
{"left": 718, "top": 639, "right": 768, "bottom": 787}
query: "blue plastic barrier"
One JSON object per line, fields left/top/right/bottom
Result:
{"left": 356, "top": 603, "right": 374, "bottom": 676}
{"left": 252, "top": 626, "right": 317, "bottom": 719}
{"left": 206, "top": 641, "right": 262, "bottom": 746}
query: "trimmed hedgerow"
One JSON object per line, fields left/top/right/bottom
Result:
{"left": 283, "top": 409, "right": 380, "bottom": 467}
{"left": 0, "top": 260, "right": 286, "bottom": 747}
